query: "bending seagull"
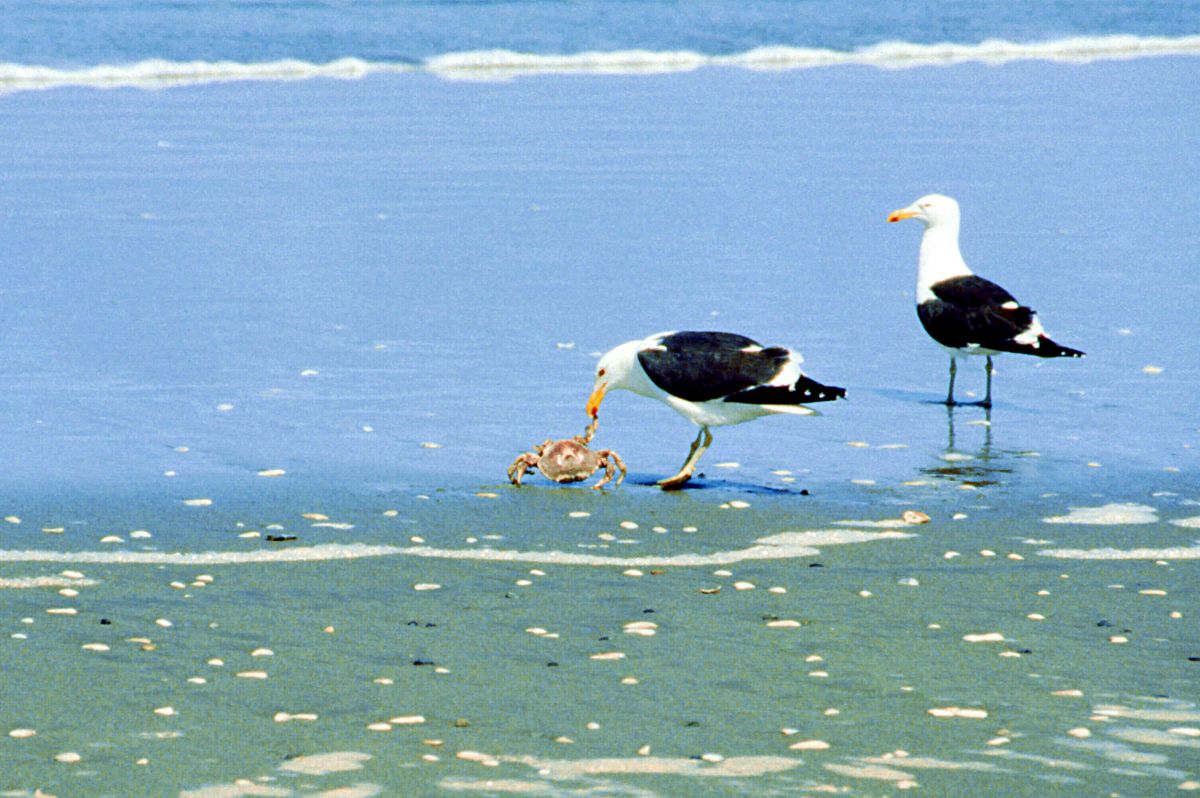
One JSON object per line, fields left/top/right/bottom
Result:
{"left": 888, "top": 194, "right": 1083, "bottom": 407}
{"left": 586, "top": 331, "right": 845, "bottom": 489}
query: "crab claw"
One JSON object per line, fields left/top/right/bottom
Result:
{"left": 590, "top": 450, "right": 627, "bottom": 490}
{"left": 576, "top": 416, "right": 599, "bottom": 446}
{"left": 507, "top": 453, "right": 538, "bottom": 486}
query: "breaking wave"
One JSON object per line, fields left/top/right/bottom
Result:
{"left": 2, "top": 35, "right": 1198, "bottom": 93}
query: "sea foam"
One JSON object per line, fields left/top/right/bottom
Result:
{"left": 397, "top": 529, "right": 913, "bottom": 567}
{"left": 0, "top": 543, "right": 404, "bottom": 565}
{"left": 0, "top": 530, "right": 908, "bottom": 567}
{"left": 1038, "top": 542, "right": 1200, "bottom": 560}
{"left": 2, "top": 35, "right": 1198, "bottom": 93}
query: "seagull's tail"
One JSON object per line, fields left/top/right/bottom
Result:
{"left": 1036, "top": 336, "right": 1085, "bottom": 358}
{"left": 725, "top": 376, "right": 847, "bottom": 406}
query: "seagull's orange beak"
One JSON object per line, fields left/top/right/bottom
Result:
{"left": 888, "top": 207, "right": 918, "bottom": 223}
{"left": 586, "top": 382, "right": 608, "bottom": 418}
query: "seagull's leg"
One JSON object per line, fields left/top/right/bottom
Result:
{"left": 945, "top": 357, "right": 958, "bottom": 406}
{"left": 980, "top": 356, "right": 994, "bottom": 408}
{"left": 657, "top": 426, "right": 712, "bottom": 490}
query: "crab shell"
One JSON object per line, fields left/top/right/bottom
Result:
{"left": 535, "top": 438, "right": 605, "bottom": 483}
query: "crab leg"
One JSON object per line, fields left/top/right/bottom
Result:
{"left": 590, "top": 450, "right": 627, "bottom": 490}
{"left": 507, "top": 454, "right": 537, "bottom": 486}
{"left": 577, "top": 416, "right": 600, "bottom": 445}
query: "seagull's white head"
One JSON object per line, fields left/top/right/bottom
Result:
{"left": 888, "top": 194, "right": 960, "bottom": 229}
{"left": 586, "top": 339, "right": 644, "bottom": 418}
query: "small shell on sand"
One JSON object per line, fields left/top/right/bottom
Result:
{"left": 183, "top": 498, "right": 212, "bottom": 507}
{"left": 590, "top": 652, "right": 626, "bottom": 661}
{"left": 963, "top": 632, "right": 1005, "bottom": 643}
{"left": 236, "top": 670, "right": 269, "bottom": 679}
{"left": 928, "top": 707, "right": 987, "bottom": 719}
{"left": 767, "top": 620, "right": 801, "bottom": 628}
{"left": 257, "top": 469, "right": 286, "bottom": 477}
{"left": 274, "top": 712, "right": 317, "bottom": 722}
{"left": 153, "top": 707, "right": 176, "bottom": 716}
{"left": 55, "top": 752, "right": 82, "bottom": 763}
{"left": 390, "top": 715, "right": 426, "bottom": 725}
{"left": 456, "top": 751, "right": 499, "bottom": 766}
{"left": 8, "top": 728, "right": 36, "bottom": 738}
{"left": 1068, "top": 727, "right": 1092, "bottom": 738}
{"left": 789, "top": 740, "right": 830, "bottom": 751}
{"left": 81, "top": 643, "right": 110, "bottom": 652}
{"left": 902, "top": 510, "right": 930, "bottom": 524}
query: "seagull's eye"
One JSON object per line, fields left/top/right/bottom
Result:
{"left": 598, "top": 368, "right": 607, "bottom": 377}
{"left": 920, "top": 203, "right": 932, "bottom": 208}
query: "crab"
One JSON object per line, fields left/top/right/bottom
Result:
{"left": 507, "top": 418, "right": 626, "bottom": 490}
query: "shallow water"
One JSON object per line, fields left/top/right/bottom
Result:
{"left": 1, "top": 54, "right": 1198, "bottom": 797}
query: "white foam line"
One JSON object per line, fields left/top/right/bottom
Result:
{"left": 1038, "top": 543, "right": 1200, "bottom": 560}
{"left": 429, "top": 36, "right": 1200, "bottom": 80}
{"left": 1042, "top": 503, "right": 1159, "bottom": 525}
{"left": 0, "top": 543, "right": 404, "bottom": 565}
{"left": 398, "top": 530, "right": 913, "bottom": 567}
{"left": 0, "top": 531, "right": 910, "bottom": 567}
{"left": 506, "top": 754, "right": 802, "bottom": 778}
{"left": 0, "top": 56, "right": 410, "bottom": 93}
{"left": 2, "top": 35, "right": 1198, "bottom": 93}
{"left": 0, "top": 576, "right": 101, "bottom": 589}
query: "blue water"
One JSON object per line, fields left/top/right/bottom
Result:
{"left": 2, "top": 0, "right": 1199, "bottom": 67}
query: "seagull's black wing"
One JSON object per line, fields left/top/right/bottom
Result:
{"left": 637, "top": 331, "right": 790, "bottom": 402}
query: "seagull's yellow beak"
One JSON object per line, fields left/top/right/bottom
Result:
{"left": 888, "top": 207, "right": 918, "bottom": 223}
{"left": 586, "top": 382, "right": 608, "bottom": 418}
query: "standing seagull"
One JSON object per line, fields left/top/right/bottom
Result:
{"left": 888, "top": 194, "right": 1083, "bottom": 407}
{"left": 585, "top": 331, "right": 845, "bottom": 489}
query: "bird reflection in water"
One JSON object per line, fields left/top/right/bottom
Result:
{"left": 921, "top": 405, "right": 1014, "bottom": 488}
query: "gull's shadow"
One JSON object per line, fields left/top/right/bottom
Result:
{"left": 620, "top": 473, "right": 810, "bottom": 495}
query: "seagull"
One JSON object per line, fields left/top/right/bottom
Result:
{"left": 586, "top": 330, "right": 845, "bottom": 489}
{"left": 888, "top": 194, "right": 1083, "bottom": 407}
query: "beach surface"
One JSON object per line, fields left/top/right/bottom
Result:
{"left": 1, "top": 54, "right": 1198, "bottom": 796}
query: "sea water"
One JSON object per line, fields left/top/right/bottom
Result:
{"left": 1, "top": 3, "right": 1198, "bottom": 796}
